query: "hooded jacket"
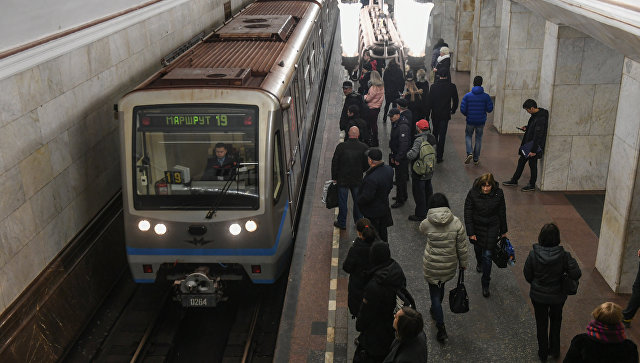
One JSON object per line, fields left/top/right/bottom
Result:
{"left": 523, "top": 244, "right": 581, "bottom": 304}
{"left": 460, "top": 86, "right": 494, "bottom": 126}
{"left": 463, "top": 181, "right": 507, "bottom": 250}
{"left": 365, "top": 85, "right": 385, "bottom": 109}
{"left": 389, "top": 115, "right": 411, "bottom": 160}
{"left": 343, "top": 237, "right": 376, "bottom": 316}
{"left": 420, "top": 207, "right": 469, "bottom": 285}
{"left": 357, "top": 259, "right": 407, "bottom": 358}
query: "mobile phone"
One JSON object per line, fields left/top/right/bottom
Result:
{"left": 516, "top": 127, "right": 525, "bottom": 132}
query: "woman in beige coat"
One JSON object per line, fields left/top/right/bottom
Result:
{"left": 420, "top": 193, "right": 468, "bottom": 343}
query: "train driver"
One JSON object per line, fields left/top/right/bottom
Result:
{"left": 201, "top": 143, "right": 237, "bottom": 181}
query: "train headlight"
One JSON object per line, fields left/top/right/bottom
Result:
{"left": 138, "top": 220, "right": 151, "bottom": 232}
{"left": 229, "top": 223, "right": 242, "bottom": 236}
{"left": 154, "top": 223, "right": 167, "bottom": 235}
{"left": 245, "top": 220, "right": 258, "bottom": 232}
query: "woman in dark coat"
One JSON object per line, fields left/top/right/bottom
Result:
{"left": 564, "top": 302, "right": 638, "bottom": 363}
{"left": 383, "top": 307, "right": 428, "bottom": 363}
{"left": 343, "top": 218, "right": 378, "bottom": 318}
{"left": 355, "top": 242, "right": 407, "bottom": 362}
{"left": 524, "top": 223, "right": 581, "bottom": 361}
{"left": 463, "top": 173, "right": 507, "bottom": 297}
{"left": 382, "top": 58, "right": 405, "bottom": 123}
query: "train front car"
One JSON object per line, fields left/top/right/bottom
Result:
{"left": 118, "top": 0, "right": 333, "bottom": 307}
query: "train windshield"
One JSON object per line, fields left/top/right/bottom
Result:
{"left": 132, "top": 104, "right": 259, "bottom": 210}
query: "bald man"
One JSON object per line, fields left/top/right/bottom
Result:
{"left": 331, "top": 126, "right": 370, "bottom": 230}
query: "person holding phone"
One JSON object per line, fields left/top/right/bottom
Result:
{"left": 502, "top": 99, "right": 548, "bottom": 192}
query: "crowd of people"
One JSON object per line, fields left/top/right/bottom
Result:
{"left": 331, "top": 40, "right": 638, "bottom": 362}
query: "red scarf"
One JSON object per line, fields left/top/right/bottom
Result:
{"left": 586, "top": 320, "right": 626, "bottom": 343}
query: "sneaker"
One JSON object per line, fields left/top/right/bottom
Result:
{"left": 502, "top": 180, "right": 518, "bottom": 187}
{"left": 521, "top": 185, "right": 536, "bottom": 192}
{"left": 482, "top": 286, "right": 490, "bottom": 297}
{"left": 464, "top": 154, "right": 473, "bottom": 164}
{"left": 624, "top": 319, "right": 632, "bottom": 328}
{"left": 333, "top": 221, "right": 346, "bottom": 230}
{"left": 474, "top": 160, "right": 480, "bottom": 166}
{"left": 436, "top": 323, "right": 448, "bottom": 342}
{"left": 408, "top": 215, "right": 424, "bottom": 221}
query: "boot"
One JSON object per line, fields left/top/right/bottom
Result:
{"left": 436, "top": 323, "right": 448, "bottom": 342}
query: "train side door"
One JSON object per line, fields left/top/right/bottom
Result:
{"left": 282, "top": 87, "right": 302, "bottom": 220}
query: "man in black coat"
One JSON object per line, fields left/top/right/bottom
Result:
{"left": 382, "top": 59, "right": 405, "bottom": 123}
{"left": 332, "top": 126, "right": 370, "bottom": 230}
{"left": 341, "top": 81, "right": 366, "bottom": 132}
{"left": 356, "top": 242, "right": 407, "bottom": 362}
{"left": 503, "top": 99, "right": 549, "bottom": 192}
{"left": 357, "top": 148, "right": 394, "bottom": 242}
{"left": 341, "top": 105, "right": 371, "bottom": 145}
{"left": 358, "top": 62, "right": 373, "bottom": 97}
{"left": 395, "top": 98, "right": 415, "bottom": 141}
{"left": 426, "top": 71, "right": 458, "bottom": 163}
{"left": 388, "top": 108, "right": 411, "bottom": 208}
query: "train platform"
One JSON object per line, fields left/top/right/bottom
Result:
{"left": 273, "top": 23, "right": 639, "bottom": 363}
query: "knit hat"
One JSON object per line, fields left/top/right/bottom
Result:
{"left": 342, "top": 80, "right": 353, "bottom": 89}
{"left": 395, "top": 98, "right": 408, "bottom": 108}
{"left": 387, "top": 108, "right": 401, "bottom": 117}
{"left": 370, "top": 242, "right": 391, "bottom": 266}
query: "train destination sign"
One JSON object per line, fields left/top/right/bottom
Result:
{"left": 136, "top": 107, "right": 257, "bottom": 132}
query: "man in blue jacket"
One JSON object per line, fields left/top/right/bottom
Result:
{"left": 461, "top": 76, "right": 493, "bottom": 165}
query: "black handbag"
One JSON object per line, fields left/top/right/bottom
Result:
{"left": 448, "top": 269, "right": 469, "bottom": 314}
{"left": 325, "top": 182, "right": 338, "bottom": 209}
{"left": 492, "top": 236, "right": 509, "bottom": 268}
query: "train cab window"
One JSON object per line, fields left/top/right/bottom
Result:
{"left": 132, "top": 104, "right": 259, "bottom": 210}
{"left": 273, "top": 132, "right": 283, "bottom": 202}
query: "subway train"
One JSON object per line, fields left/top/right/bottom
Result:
{"left": 117, "top": 0, "right": 338, "bottom": 306}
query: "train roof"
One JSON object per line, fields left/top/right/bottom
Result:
{"left": 132, "top": 0, "right": 319, "bottom": 99}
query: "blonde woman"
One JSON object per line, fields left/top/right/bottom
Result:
{"left": 403, "top": 78, "right": 425, "bottom": 122}
{"left": 364, "top": 70, "right": 384, "bottom": 147}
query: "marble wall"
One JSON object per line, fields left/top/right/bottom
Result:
{"left": 538, "top": 26, "right": 623, "bottom": 191}
{"left": 431, "top": 0, "right": 458, "bottom": 64}
{"left": 470, "top": 0, "right": 501, "bottom": 95}
{"left": 596, "top": 58, "right": 640, "bottom": 293}
{"left": 454, "top": 0, "right": 475, "bottom": 71}
{"left": 493, "top": 0, "right": 545, "bottom": 133}
{"left": 0, "top": 0, "right": 250, "bottom": 313}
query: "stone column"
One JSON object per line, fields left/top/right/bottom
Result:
{"left": 469, "top": 0, "right": 501, "bottom": 95}
{"left": 454, "top": 0, "right": 475, "bottom": 71}
{"left": 596, "top": 58, "right": 640, "bottom": 293}
{"left": 493, "top": 0, "right": 545, "bottom": 133}
{"left": 538, "top": 26, "right": 623, "bottom": 191}
{"left": 430, "top": 0, "right": 457, "bottom": 62}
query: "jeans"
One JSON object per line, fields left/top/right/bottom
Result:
{"left": 411, "top": 172, "right": 433, "bottom": 218}
{"left": 511, "top": 155, "right": 538, "bottom": 186}
{"left": 432, "top": 119, "right": 449, "bottom": 161}
{"left": 474, "top": 244, "right": 493, "bottom": 287}
{"left": 624, "top": 261, "right": 640, "bottom": 321}
{"left": 532, "top": 300, "right": 564, "bottom": 358}
{"left": 337, "top": 186, "right": 362, "bottom": 227}
{"left": 465, "top": 124, "right": 484, "bottom": 161}
{"left": 428, "top": 282, "right": 445, "bottom": 325}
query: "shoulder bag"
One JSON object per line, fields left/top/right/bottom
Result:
{"left": 449, "top": 268, "right": 469, "bottom": 314}
{"left": 561, "top": 252, "right": 579, "bottom": 295}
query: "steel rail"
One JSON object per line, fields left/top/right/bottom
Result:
{"left": 241, "top": 298, "right": 263, "bottom": 363}
{"left": 130, "top": 289, "right": 172, "bottom": 363}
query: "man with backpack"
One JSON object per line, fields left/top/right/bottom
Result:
{"left": 406, "top": 119, "right": 436, "bottom": 221}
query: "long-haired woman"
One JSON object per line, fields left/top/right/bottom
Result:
{"left": 364, "top": 70, "right": 384, "bottom": 147}
{"left": 343, "top": 218, "right": 379, "bottom": 318}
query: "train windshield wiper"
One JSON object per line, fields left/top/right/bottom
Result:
{"left": 205, "top": 164, "right": 240, "bottom": 219}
